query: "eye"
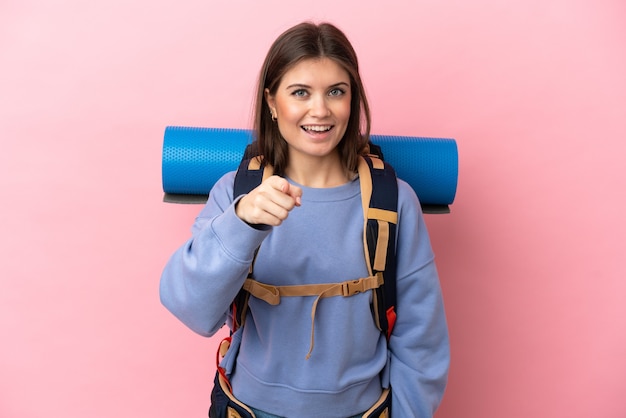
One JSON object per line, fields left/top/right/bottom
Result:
{"left": 292, "top": 89, "right": 308, "bottom": 98}
{"left": 328, "top": 88, "right": 345, "bottom": 97}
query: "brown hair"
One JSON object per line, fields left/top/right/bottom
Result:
{"left": 253, "top": 22, "right": 371, "bottom": 176}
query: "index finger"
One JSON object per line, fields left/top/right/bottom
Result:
{"left": 282, "top": 182, "right": 303, "bottom": 206}
{"left": 266, "top": 176, "right": 301, "bottom": 208}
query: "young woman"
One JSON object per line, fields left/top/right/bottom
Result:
{"left": 160, "top": 22, "right": 449, "bottom": 418}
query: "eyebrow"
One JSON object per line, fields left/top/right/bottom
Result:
{"left": 285, "top": 82, "right": 350, "bottom": 90}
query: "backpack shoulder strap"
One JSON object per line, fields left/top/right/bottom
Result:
{"left": 234, "top": 156, "right": 273, "bottom": 199}
{"left": 357, "top": 155, "right": 399, "bottom": 340}
{"left": 231, "top": 156, "right": 273, "bottom": 331}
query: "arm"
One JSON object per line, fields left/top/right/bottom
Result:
{"left": 159, "top": 171, "right": 302, "bottom": 336}
{"left": 389, "top": 180, "right": 450, "bottom": 418}
{"left": 159, "top": 172, "right": 272, "bottom": 336}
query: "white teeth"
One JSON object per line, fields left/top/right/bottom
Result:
{"left": 303, "top": 125, "right": 332, "bottom": 132}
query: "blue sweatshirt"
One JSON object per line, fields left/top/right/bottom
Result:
{"left": 160, "top": 171, "right": 449, "bottom": 418}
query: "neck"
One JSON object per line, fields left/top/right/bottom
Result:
{"left": 285, "top": 153, "right": 349, "bottom": 188}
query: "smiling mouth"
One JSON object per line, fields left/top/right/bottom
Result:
{"left": 302, "top": 125, "right": 333, "bottom": 132}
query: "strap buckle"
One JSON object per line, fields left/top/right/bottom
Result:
{"left": 342, "top": 279, "right": 366, "bottom": 296}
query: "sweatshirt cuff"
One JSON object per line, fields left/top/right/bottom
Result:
{"left": 208, "top": 198, "right": 272, "bottom": 263}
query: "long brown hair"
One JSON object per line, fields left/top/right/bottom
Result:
{"left": 253, "top": 22, "right": 371, "bottom": 176}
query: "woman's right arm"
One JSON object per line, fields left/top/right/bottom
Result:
{"left": 159, "top": 172, "right": 272, "bottom": 336}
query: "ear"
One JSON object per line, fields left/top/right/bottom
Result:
{"left": 264, "top": 88, "right": 276, "bottom": 114}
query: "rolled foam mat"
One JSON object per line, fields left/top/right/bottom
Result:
{"left": 162, "top": 126, "right": 458, "bottom": 212}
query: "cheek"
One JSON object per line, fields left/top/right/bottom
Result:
{"left": 336, "top": 101, "right": 352, "bottom": 124}
{"left": 275, "top": 98, "right": 302, "bottom": 121}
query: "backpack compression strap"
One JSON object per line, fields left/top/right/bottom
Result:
{"left": 357, "top": 155, "right": 398, "bottom": 340}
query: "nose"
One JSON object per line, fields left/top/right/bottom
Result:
{"left": 309, "top": 94, "right": 331, "bottom": 118}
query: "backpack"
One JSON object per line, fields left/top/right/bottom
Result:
{"left": 231, "top": 145, "right": 398, "bottom": 340}
{"left": 210, "top": 147, "right": 398, "bottom": 417}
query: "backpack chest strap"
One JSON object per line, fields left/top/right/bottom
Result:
{"left": 243, "top": 273, "right": 385, "bottom": 360}
{"left": 242, "top": 273, "right": 384, "bottom": 306}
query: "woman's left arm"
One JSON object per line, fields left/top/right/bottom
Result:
{"left": 388, "top": 180, "right": 450, "bottom": 418}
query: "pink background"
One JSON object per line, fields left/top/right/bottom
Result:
{"left": 1, "top": 0, "right": 625, "bottom": 417}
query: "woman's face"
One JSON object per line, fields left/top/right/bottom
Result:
{"left": 265, "top": 57, "right": 351, "bottom": 164}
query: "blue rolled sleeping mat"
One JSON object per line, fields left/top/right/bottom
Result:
{"left": 162, "top": 126, "right": 458, "bottom": 214}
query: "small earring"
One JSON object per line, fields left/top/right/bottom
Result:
{"left": 270, "top": 110, "right": 277, "bottom": 122}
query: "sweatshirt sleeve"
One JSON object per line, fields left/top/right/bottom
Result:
{"left": 389, "top": 180, "right": 450, "bottom": 418}
{"left": 159, "top": 171, "right": 272, "bottom": 336}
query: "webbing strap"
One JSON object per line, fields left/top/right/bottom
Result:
{"left": 358, "top": 157, "right": 375, "bottom": 277}
{"left": 374, "top": 220, "right": 390, "bottom": 272}
{"left": 368, "top": 208, "right": 398, "bottom": 224}
{"left": 357, "top": 156, "right": 397, "bottom": 274}
{"left": 242, "top": 274, "right": 384, "bottom": 305}
{"left": 216, "top": 337, "right": 233, "bottom": 393}
{"left": 244, "top": 273, "right": 384, "bottom": 359}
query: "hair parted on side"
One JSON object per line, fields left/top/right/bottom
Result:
{"left": 253, "top": 21, "right": 371, "bottom": 176}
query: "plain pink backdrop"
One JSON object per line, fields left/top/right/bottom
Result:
{"left": 1, "top": 0, "right": 625, "bottom": 417}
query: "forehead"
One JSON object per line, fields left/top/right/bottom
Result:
{"left": 278, "top": 57, "right": 350, "bottom": 87}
